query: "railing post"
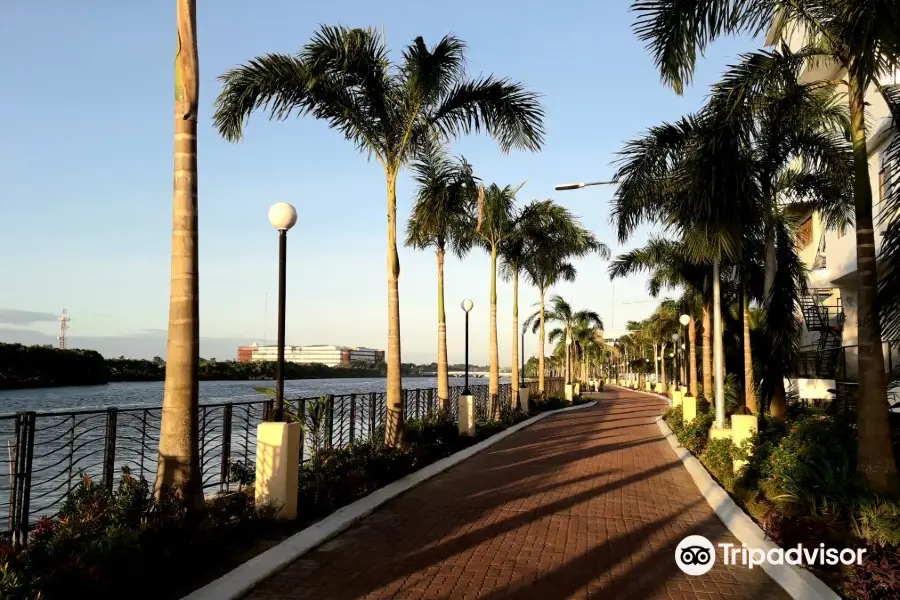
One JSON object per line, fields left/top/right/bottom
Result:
{"left": 369, "top": 393, "right": 376, "bottom": 439}
{"left": 220, "top": 404, "right": 233, "bottom": 492}
{"left": 325, "top": 394, "right": 335, "bottom": 449}
{"left": 264, "top": 398, "right": 275, "bottom": 421}
{"left": 415, "top": 389, "right": 421, "bottom": 420}
{"left": 12, "top": 412, "right": 35, "bottom": 547}
{"left": 349, "top": 394, "right": 357, "bottom": 444}
{"left": 102, "top": 408, "right": 118, "bottom": 493}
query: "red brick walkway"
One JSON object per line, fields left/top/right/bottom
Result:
{"left": 245, "top": 387, "right": 788, "bottom": 599}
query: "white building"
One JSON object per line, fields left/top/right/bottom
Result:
{"left": 767, "top": 20, "right": 899, "bottom": 404}
{"left": 237, "top": 344, "right": 384, "bottom": 367}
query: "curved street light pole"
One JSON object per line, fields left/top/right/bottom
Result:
{"left": 554, "top": 180, "right": 618, "bottom": 191}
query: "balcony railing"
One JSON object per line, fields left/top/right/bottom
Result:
{"left": 794, "top": 340, "right": 900, "bottom": 382}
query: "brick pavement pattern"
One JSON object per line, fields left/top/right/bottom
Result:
{"left": 245, "top": 386, "right": 789, "bottom": 599}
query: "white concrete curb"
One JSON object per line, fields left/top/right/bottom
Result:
{"left": 655, "top": 415, "right": 840, "bottom": 600}
{"left": 183, "top": 400, "right": 597, "bottom": 600}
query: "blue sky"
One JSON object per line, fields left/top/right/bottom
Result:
{"left": 0, "top": 1, "right": 760, "bottom": 364}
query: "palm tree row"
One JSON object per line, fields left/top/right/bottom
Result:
{"left": 405, "top": 143, "right": 606, "bottom": 413}
{"left": 622, "top": 0, "right": 900, "bottom": 492}
{"left": 155, "top": 22, "right": 564, "bottom": 506}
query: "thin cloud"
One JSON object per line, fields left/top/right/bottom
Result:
{"left": 0, "top": 309, "right": 60, "bottom": 326}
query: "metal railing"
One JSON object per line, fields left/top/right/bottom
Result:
{"left": 0, "top": 378, "right": 565, "bottom": 543}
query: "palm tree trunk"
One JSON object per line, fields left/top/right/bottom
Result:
{"left": 763, "top": 225, "right": 777, "bottom": 302}
{"left": 742, "top": 283, "right": 757, "bottom": 413}
{"left": 436, "top": 246, "right": 450, "bottom": 412}
{"left": 385, "top": 172, "right": 405, "bottom": 445}
{"left": 702, "top": 300, "right": 713, "bottom": 401}
{"left": 712, "top": 260, "right": 726, "bottom": 429}
{"left": 849, "top": 72, "right": 899, "bottom": 492}
{"left": 688, "top": 316, "right": 698, "bottom": 397}
{"left": 654, "top": 343, "right": 659, "bottom": 380}
{"left": 156, "top": 0, "right": 202, "bottom": 511}
{"left": 489, "top": 245, "right": 500, "bottom": 418}
{"left": 511, "top": 269, "right": 520, "bottom": 400}
{"left": 769, "top": 375, "right": 787, "bottom": 420}
{"left": 538, "top": 290, "right": 546, "bottom": 395}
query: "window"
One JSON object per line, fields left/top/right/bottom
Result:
{"left": 797, "top": 217, "right": 813, "bottom": 248}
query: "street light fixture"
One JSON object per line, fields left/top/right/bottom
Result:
{"left": 461, "top": 299, "right": 474, "bottom": 395}
{"left": 268, "top": 202, "right": 298, "bottom": 422}
{"left": 554, "top": 180, "right": 618, "bottom": 191}
{"left": 678, "top": 314, "right": 690, "bottom": 393}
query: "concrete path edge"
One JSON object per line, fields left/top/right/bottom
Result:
{"left": 182, "top": 400, "right": 597, "bottom": 600}
{"left": 611, "top": 385, "right": 839, "bottom": 600}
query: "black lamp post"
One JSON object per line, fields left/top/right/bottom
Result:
{"left": 461, "top": 299, "right": 473, "bottom": 395}
{"left": 679, "top": 314, "right": 691, "bottom": 394}
{"left": 671, "top": 332, "right": 680, "bottom": 388}
{"left": 268, "top": 202, "right": 297, "bottom": 422}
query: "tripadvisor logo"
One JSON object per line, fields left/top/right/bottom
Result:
{"left": 675, "top": 535, "right": 867, "bottom": 575}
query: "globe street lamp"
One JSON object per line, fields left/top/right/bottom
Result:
{"left": 461, "top": 299, "right": 474, "bottom": 395}
{"left": 268, "top": 202, "right": 297, "bottom": 422}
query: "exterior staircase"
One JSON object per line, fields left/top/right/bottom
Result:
{"left": 796, "top": 292, "right": 844, "bottom": 379}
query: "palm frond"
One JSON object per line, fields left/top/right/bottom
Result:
{"left": 427, "top": 76, "right": 545, "bottom": 152}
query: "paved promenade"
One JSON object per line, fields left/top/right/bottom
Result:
{"left": 246, "top": 387, "right": 788, "bottom": 599}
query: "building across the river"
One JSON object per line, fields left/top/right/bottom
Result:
{"left": 236, "top": 344, "right": 384, "bottom": 367}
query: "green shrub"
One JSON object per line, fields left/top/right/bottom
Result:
{"left": 855, "top": 498, "right": 900, "bottom": 548}
{"left": 677, "top": 410, "right": 714, "bottom": 454}
{"left": 764, "top": 415, "right": 858, "bottom": 517}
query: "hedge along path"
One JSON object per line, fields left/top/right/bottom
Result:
{"left": 240, "top": 389, "right": 788, "bottom": 599}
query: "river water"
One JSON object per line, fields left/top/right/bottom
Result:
{"left": 0, "top": 376, "right": 511, "bottom": 415}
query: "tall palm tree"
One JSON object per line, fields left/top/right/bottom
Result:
{"left": 630, "top": 0, "right": 900, "bottom": 493}
{"left": 213, "top": 26, "right": 544, "bottom": 445}
{"left": 612, "top": 106, "right": 756, "bottom": 428}
{"left": 502, "top": 199, "right": 602, "bottom": 398}
{"left": 474, "top": 183, "right": 523, "bottom": 413}
{"left": 524, "top": 260, "right": 575, "bottom": 394}
{"left": 523, "top": 212, "right": 605, "bottom": 395}
{"left": 405, "top": 143, "right": 476, "bottom": 412}
{"left": 156, "top": 0, "right": 203, "bottom": 511}
{"left": 712, "top": 46, "right": 854, "bottom": 415}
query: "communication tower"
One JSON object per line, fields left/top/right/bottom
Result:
{"left": 58, "top": 309, "right": 70, "bottom": 350}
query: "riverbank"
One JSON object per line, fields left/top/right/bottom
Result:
{"left": 0, "top": 342, "right": 387, "bottom": 391}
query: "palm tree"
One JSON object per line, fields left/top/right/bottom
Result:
{"left": 155, "top": 0, "right": 203, "bottom": 511}
{"left": 629, "top": 0, "right": 900, "bottom": 493}
{"left": 612, "top": 106, "right": 756, "bottom": 428}
{"left": 501, "top": 199, "right": 601, "bottom": 398}
{"left": 712, "top": 46, "right": 854, "bottom": 415}
{"left": 474, "top": 183, "right": 523, "bottom": 413}
{"left": 524, "top": 261, "right": 575, "bottom": 393}
{"left": 538, "top": 296, "right": 603, "bottom": 385}
{"left": 405, "top": 143, "right": 476, "bottom": 412}
{"left": 213, "top": 26, "right": 544, "bottom": 445}
{"left": 523, "top": 212, "right": 605, "bottom": 395}
{"left": 610, "top": 237, "right": 709, "bottom": 397}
